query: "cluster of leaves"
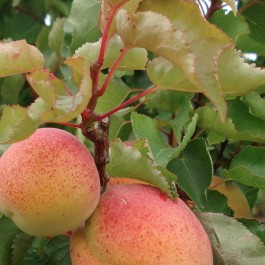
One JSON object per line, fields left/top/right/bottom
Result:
{"left": 0, "top": 0, "right": 265, "bottom": 264}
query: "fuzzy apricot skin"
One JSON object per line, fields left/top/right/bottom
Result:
{"left": 70, "top": 184, "right": 213, "bottom": 265}
{"left": 0, "top": 128, "right": 100, "bottom": 237}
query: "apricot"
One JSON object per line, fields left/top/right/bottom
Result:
{"left": 0, "top": 128, "right": 100, "bottom": 236}
{"left": 70, "top": 184, "right": 213, "bottom": 265}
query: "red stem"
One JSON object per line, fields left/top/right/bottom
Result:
{"left": 58, "top": 122, "right": 82, "bottom": 129}
{"left": 93, "top": 0, "right": 129, "bottom": 90}
{"left": 97, "top": 85, "right": 158, "bottom": 120}
{"left": 98, "top": 48, "right": 128, "bottom": 97}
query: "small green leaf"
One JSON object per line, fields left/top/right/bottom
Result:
{"left": 0, "top": 40, "right": 45, "bottom": 77}
{"left": 106, "top": 139, "right": 177, "bottom": 199}
{"left": 12, "top": 231, "right": 34, "bottom": 265}
{"left": 224, "top": 146, "right": 265, "bottom": 189}
{"left": 168, "top": 113, "right": 198, "bottom": 160}
{"left": 131, "top": 112, "right": 174, "bottom": 167}
{"left": 67, "top": 0, "right": 101, "bottom": 51}
{"left": 243, "top": 92, "right": 265, "bottom": 122}
{"left": 167, "top": 139, "right": 213, "bottom": 210}
{"left": 0, "top": 216, "right": 20, "bottom": 265}
{"left": 48, "top": 18, "right": 66, "bottom": 55}
{"left": 1, "top": 75, "right": 25, "bottom": 104}
{"left": 95, "top": 75, "right": 130, "bottom": 113}
{"left": 26, "top": 59, "right": 92, "bottom": 123}
{"left": 44, "top": 236, "right": 71, "bottom": 265}
{"left": 75, "top": 35, "right": 148, "bottom": 71}
{"left": 197, "top": 213, "right": 265, "bottom": 265}
{"left": 0, "top": 105, "right": 39, "bottom": 144}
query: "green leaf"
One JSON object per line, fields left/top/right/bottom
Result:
{"left": 0, "top": 105, "right": 39, "bottom": 144}
{"left": 241, "top": 0, "right": 265, "bottom": 45}
{"left": 0, "top": 40, "right": 45, "bottom": 77}
{"left": 48, "top": 18, "right": 66, "bottom": 55}
{"left": 224, "top": 146, "right": 265, "bottom": 189}
{"left": 117, "top": 1, "right": 234, "bottom": 121}
{"left": 243, "top": 92, "right": 265, "bottom": 122}
{"left": 197, "top": 99, "right": 265, "bottom": 143}
{"left": 11, "top": 231, "right": 34, "bottom": 265}
{"left": 44, "top": 236, "right": 71, "bottom": 265}
{"left": 197, "top": 213, "right": 265, "bottom": 265}
{"left": 106, "top": 139, "right": 177, "bottom": 199}
{"left": 1, "top": 75, "right": 25, "bottom": 104}
{"left": 167, "top": 138, "right": 213, "bottom": 210}
{"left": 131, "top": 112, "right": 174, "bottom": 167}
{"left": 221, "top": 0, "right": 237, "bottom": 15}
{"left": 202, "top": 190, "right": 231, "bottom": 215}
{"left": 0, "top": 216, "right": 20, "bottom": 265}
{"left": 26, "top": 59, "right": 92, "bottom": 123}
{"left": 168, "top": 113, "right": 198, "bottom": 160}
{"left": 209, "top": 10, "right": 250, "bottom": 43}
{"left": 3, "top": 13, "right": 42, "bottom": 44}
{"left": 238, "top": 218, "right": 265, "bottom": 245}
{"left": 67, "top": 0, "right": 101, "bottom": 51}
{"left": 75, "top": 34, "right": 148, "bottom": 71}
{"left": 95, "top": 75, "right": 130, "bottom": 113}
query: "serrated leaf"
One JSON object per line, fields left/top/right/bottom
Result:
{"left": 197, "top": 212, "right": 265, "bottom": 265}
{"left": 12, "top": 231, "right": 34, "bottom": 265}
{"left": 67, "top": 0, "right": 101, "bottom": 51}
{"left": 210, "top": 176, "right": 251, "bottom": 218}
{"left": 106, "top": 139, "right": 177, "bottom": 199}
{"left": 238, "top": 219, "right": 265, "bottom": 245}
{"left": 131, "top": 112, "right": 174, "bottom": 167}
{"left": 243, "top": 92, "right": 265, "bottom": 122}
{"left": 44, "top": 236, "right": 71, "bottom": 265}
{"left": 0, "top": 105, "right": 39, "bottom": 144}
{"left": 224, "top": 146, "right": 265, "bottom": 189}
{"left": 75, "top": 34, "right": 148, "bottom": 71}
{"left": 117, "top": 1, "right": 233, "bottom": 120}
{"left": 168, "top": 113, "right": 197, "bottom": 160}
{"left": 167, "top": 138, "right": 213, "bottom": 210}
{"left": 197, "top": 100, "right": 265, "bottom": 143}
{"left": 99, "top": 0, "right": 142, "bottom": 35}
{"left": 0, "top": 216, "right": 20, "bottom": 265}
{"left": 0, "top": 40, "right": 45, "bottom": 77}
{"left": 26, "top": 58, "right": 92, "bottom": 123}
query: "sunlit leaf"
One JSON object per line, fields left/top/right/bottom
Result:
{"left": 75, "top": 35, "right": 148, "bottom": 71}
{"left": 0, "top": 40, "right": 45, "bottom": 77}
{"left": 0, "top": 105, "right": 39, "bottom": 144}
{"left": 106, "top": 139, "right": 177, "bottom": 199}
{"left": 67, "top": 0, "right": 101, "bottom": 51}
{"left": 197, "top": 213, "right": 265, "bottom": 265}
{"left": 26, "top": 59, "right": 92, "bottom": 123}
{"left": 48, "top": 18, "right": 66, "bottom": 55}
